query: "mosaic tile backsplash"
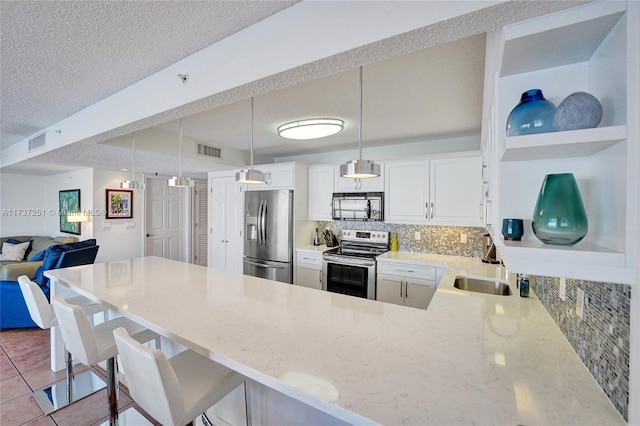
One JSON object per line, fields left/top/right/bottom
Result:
{"left": 316, "top": 221, "right": 485, "bottom": 258}
{"left": 531, "top": 276, "right": 631, "bottom": 420}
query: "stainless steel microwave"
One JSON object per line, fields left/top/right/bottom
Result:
{"left": 332, "top": 192, "right": 384, "bottom": 221}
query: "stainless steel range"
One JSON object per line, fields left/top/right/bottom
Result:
{"left": 322, "top": 230, "right": 389, "bottom": 299}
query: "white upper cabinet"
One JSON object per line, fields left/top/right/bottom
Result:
{"left": 308, "top": 164, "right": 334, "bottom": 221}
{"left": 430, "top": 156, "right": 483, "bottom": 225}
{"left": 487, "top": 1, "right": 638, "bottom": 284}
{"left": 307, "top": 163, "right": 385, "bottom": 221}
{"left": 244, "top": 163, "right": 295, "bottom": 191}
{"left": 385, "top": 154, "right": 483, "bottom": 226}
{"left": 385, "top": 159, "right": 430, "bottom": 224}
{"left": 334, "top": 164, "right": 385, "bottom": 193}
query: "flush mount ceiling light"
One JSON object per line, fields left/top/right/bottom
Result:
{"left": 168, "top": 118, "right": 195, "bottom": 188}
{"left": 340, "top": 67, "right": 380, "bottom": 180}
{"left": 236, "top": 98, "right": 267, "bottom": 184}
{"left": 121, "top": 132, "right": 145, "bottom": 190}
{"left": 278, "top": 118, "right": 344, "bottom": 140}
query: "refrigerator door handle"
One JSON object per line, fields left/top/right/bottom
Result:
{"left": 257, "top": 200, "right": 264, "bottom": 245}
{"left": 260, "top": 200, "right": 267, "bottom": 245}
{"left": 245, "top": 260, "right": 286, "bottom": 269}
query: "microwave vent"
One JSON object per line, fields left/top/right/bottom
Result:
{"left": 196, "top": 143, "right": 222, "bottom": 159}
{"left": 28, "top": 133, "right": 46, "bottom": 151}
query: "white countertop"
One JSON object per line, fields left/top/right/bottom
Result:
{"left": 46, "top": 255, "right": 624, "bottom": 425}
{"left": 296, "top": 245, "right": 330, "bottom": 254}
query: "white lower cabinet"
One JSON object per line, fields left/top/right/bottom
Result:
{"left": 376, "top": 261, "right": 437, "bottom": 309}
{"left": 295, "top": 251, "right": 323, "bottom": 290}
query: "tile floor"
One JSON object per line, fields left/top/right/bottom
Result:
{"left": 0, "top": 327, "right": 158, "bottom": 426}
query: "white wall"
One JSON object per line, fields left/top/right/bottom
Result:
{"left": 93, "top": 168, "right": 145, "bottom": 262}
{"left": 43, "top": 168, "right": 94, "bottom": 240}
{"left": 0, "top": 173, "right": 47, "bottom": 237}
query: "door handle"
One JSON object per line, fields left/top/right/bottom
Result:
{"left": 260, "top": 200, "right": 267, "bottom": 244}
{"left": 257, "top": 200, "right": 265, "bottom": 245}
{"left": 146, "top": 233, "right": 156, "bottom": 237}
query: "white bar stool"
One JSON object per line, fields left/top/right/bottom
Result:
{"left": 18, "top": 275, "right": 108, "bottom": 414}
{"left": 51, "top": 295, "right": 159, "bottom": 423}
{"left": 113, "top": 327, "right": 247, "bottom": 426}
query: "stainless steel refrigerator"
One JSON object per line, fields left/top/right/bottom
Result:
{"left": 243, "top": 189, "right": 293, "bottom": 283}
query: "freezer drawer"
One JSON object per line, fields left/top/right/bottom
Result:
{"left": 244, "top": 257, "right": 292, "bottom": 284}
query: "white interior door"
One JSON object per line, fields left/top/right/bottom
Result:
{"left": 193, "top": 180, "right": 208, "bottom": 266}
{"left": 145, "top": 178, "right": 189, "bottom": 261}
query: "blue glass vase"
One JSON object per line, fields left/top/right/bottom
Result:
{"left": 532, "top": 173, "right": 588, "bottom": 246}
{"left": 506, "top": 89, "right": 557, "bottom": 136}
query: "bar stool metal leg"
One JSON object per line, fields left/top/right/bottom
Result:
{"left": 32, "top": 350, "right": 107, "bottom": 415}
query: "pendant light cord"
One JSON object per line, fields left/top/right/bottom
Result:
{"left": 178, "top": 118, "right": 183, "bottom": 177}
{"left": 250, "top": 97, "right": 254, "bottom": 171}
{"left": 358, "top": 66, "right": 363, "bottom": 161}
{"left": 131, "top": 132, "right": 136, "bottom": 182}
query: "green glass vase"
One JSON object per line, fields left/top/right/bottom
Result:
{"left": 532, "top": 173, "right": 588, "bottom": 246}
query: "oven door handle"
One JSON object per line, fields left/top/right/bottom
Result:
{"left": 322, "top": 256, "right": 375, "bottom": 268}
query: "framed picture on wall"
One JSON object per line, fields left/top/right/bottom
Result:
{"left": 106, "top": 189, "right": 133, "bottom": 219}
{"left": 59, "top": 189, "right": 81, "bottom": 235}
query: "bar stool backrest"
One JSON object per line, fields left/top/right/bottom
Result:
{"left": 18, "top": 276, "right": 55, "bottom": 329}
{"left": 51, "top": 295, "right": 98, "bottom": 366}
{"left": 113, "top": 327, "right": 184, "bottom": 426}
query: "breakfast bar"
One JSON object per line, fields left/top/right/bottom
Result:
{"left": 45, "top": 255, "right": 624, "bottom": 425}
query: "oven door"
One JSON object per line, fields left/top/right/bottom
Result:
{"left": 322, "top": 255, "right": 376, "bottom": 299}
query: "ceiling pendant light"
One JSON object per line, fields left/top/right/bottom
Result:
{"left": 278, "top": 118, "right": 344, "bottom": 140}
{"left": 340, "top": 66, "right": 380, "bottom": 179}
{"left": 121, "top": 132, "right": 145, "bottom": 190}
{"left": 236, "top": 97, "right": 267, "bottom": 184}
{"left": 168, "top": 118, "right": 195, "bottom": 188}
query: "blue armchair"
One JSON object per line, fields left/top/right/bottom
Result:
{"left": 0, "top": 239, "right": 99, "bottom": 329}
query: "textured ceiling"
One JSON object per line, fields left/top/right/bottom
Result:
{"left": 1, "top": 1, "right": 586, "bottom": 176}
{"left": 0, "top": 0, "right": 297, "bottom": 148}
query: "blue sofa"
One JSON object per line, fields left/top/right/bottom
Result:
{"left": 0, "top": 239, "right": 99, "bottom": 329}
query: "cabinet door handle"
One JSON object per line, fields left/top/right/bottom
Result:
{"left": 400, "top": 280, "right": 403, "bottom": 298}
{"left": 425, "top": 202, "right": 428, "bottom": 219}
{"left": 405, "top": 281, "right": 408, "bottom": 299}
{"left": 430, "top": 202, "right": 434, "bottom": 220}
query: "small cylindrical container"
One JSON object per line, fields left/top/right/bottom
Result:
{"left": 519, "top": 275, "right": 529, "bottom": 298}
{"left": 390, "top": 233, "right": 398, "bottom": 252}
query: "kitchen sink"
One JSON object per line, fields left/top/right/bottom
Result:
{"left": 454, "top": 276, "right": 512, "bottom": 296}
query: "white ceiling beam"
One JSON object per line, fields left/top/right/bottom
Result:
{"left": 0, "top": 1, "right": 502, "bottom": 169}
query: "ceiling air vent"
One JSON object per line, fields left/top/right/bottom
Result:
{"left": 28, "top": 133, "right": 46, "bottom": 151}
{"left": 196, "top": 143, "right": 222, "bottom": 159}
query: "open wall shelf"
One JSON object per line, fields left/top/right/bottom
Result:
{"left": 488, "top": 1, "right": 638, "bottom": 285}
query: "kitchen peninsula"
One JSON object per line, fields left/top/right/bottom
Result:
{"left": 45, "top": 256, "right": 624, "bottom": 425}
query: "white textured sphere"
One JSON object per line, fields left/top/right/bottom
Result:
{"left": 554, "top": 92, "right": 603, "bottom": 131}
